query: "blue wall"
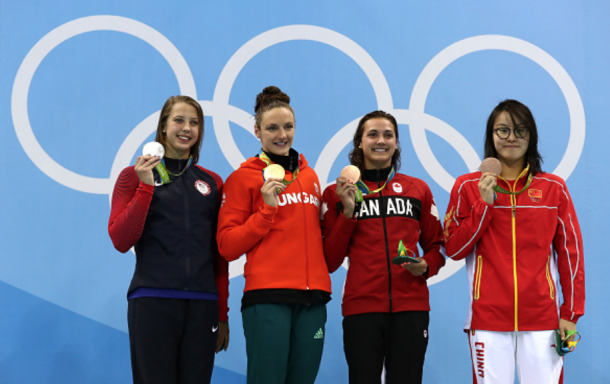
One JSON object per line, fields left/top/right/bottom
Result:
{"left": 1, "top": 1, "right": 608, "bottom": 382}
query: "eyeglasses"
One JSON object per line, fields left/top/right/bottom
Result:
{"left": 494, "top": 127, "right": 529, "bottom": 139}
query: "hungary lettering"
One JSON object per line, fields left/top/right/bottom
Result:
{"left": 278, "top": 192, "right": 320, "bottom": 207}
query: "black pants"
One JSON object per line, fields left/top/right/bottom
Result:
{"left": 343, "top": 311, "right": 429, "bottom": 384}
{"left": 127, "top": 298, "right": 219, "bottom": 384}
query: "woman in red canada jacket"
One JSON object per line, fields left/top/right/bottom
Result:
{"left": 321, "top": 110, "right": 445, "bottom": 384}
{"left": 108, "top": 95, "right": 229, "bottom": 384}
{"left": 444, "top": 99, "right": 585, "bottom": 383}
{"left": 216, "top": 86, "right": 331, "bottom": 384}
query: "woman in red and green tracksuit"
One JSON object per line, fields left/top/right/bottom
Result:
{"left": 321, "top": 110, "right": 445, "bottom": 384}
{"left": 109, "top": 96, "right": 229, "bottom": 384}
{"left": 217, "top": 86, "right": 331, "bottom": 384}
{"left": 444, "top": 99, "right": 585, "bottom": 384}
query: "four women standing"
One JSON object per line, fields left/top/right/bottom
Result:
{"left": 110, "top": 93, "right": 584, "bottom": 383}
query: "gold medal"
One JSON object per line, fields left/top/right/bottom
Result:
{"left": 263, "top": 164, "right": 286, "bottom": 181}
{"left": 340, "top": 165, "right": 361, "bottom": 184}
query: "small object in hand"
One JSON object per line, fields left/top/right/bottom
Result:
{"left": 392, "top": 240, "right": 421, "bottom": 265}
{"left": 554, "top": 329, "right": 581, "bottom": 356}
{"left": 263, "top": 164, "right": 286, "bottom": 181}
{"left": 340, "top": 165, "right": 361, "bottom": 184}
{"left": 480, "top": 157, "right": 502, "bottom": 176}
{"left": 142, "top": 141, "right": 165, "bottom": 158}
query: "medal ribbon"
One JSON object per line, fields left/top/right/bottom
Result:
{"left": 353, "top": 167, "right": 395, "bottom": 202}
{"left": 493, "top": 173, "right": 532, "bottom": 195}
{"left": 154, "top": 156, "right": 193, "bottom": 185}
{"left": 259, "top": 151, "right": 299, "bottom": 185}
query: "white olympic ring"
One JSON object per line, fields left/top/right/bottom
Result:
{"left": 212, "top": 25, "right": 394, "bottom": 169}
{"left": 12, "top": 17, "right": 586, "bottom": 285}
{"left": 12, "top": 15, "right": 197, "bottom": 194}
{"left": 409, "top": 34, "right": 586, "bottom": 192}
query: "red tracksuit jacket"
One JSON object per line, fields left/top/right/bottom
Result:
{"left": 217, "top": 154, "right": 331, "bottom": 294}
{"left": 321, "top": 172, "right": 445, "bottom": 317}
{"left": 444, "top": 168, "right": 585, "bottom": 331}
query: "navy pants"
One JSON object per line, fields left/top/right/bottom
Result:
{"left": 128, "top": 298, "right": 219, "bottom": 384}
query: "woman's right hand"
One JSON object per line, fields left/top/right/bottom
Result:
{"left": 478, "top": 172, "right": 497, "bottom": 205}
{"left": 261, "top": 178, "right": 286, "bottom": 207}
{"left": 134, "top": 155, "right": 161, "bottom": 186}
{"left": 336, "top": 177, "right": 357, "bottom": 218}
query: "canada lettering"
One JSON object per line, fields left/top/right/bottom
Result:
{"left": 350, "top": 196, "right": 422, "bottom": 220}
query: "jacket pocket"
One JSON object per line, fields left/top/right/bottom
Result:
{"left": 474, "top": 255, "right": 483, "bottom": 301}
{"left": 545, "top": 255, "right": 555, "bottom": 300}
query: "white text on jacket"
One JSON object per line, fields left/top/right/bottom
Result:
{"left": 278, "top": 192, "right": 320, "bottom": 207}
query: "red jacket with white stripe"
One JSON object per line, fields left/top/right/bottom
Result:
{"left": 322, "top": 172, "right": 445, "bottom": 317}
{"left": 444, "top": 168, "right": 585, "bottom": 332}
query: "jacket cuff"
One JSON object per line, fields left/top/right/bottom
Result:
{"left": 219, "top": 309, "right": 229, "bottom": 322}
{"left": 335, "top": 211, "right": 357, "bottom": 234}
{"left": 138, "top": 181, "right": 155, "bottom": 194}
{"left": 560, "top": 311, "right": 582, "bottom": 324}
{"left": 422, "top": 254, "right": 441, "bottom": 278}
{"left": 259, "top": 203, "right": 278, "bottom": 222}
{"left": 477, "top": 197, "right": 494, "bottom": 208}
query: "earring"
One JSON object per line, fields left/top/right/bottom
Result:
{"left": 163, "top": 130, "right": 166, "bottom": 133}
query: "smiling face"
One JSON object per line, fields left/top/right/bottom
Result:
{"left": 360, "top": 117, "right": 397, "bottom": 169}
{"left": 162, "top": 102, "right": 200, "bottom": 159}
{"left": 493, "top": 111, "right": 529, "bottom": 168}
{"left": 255, "top": 107, "right": 295, "bottom": 156}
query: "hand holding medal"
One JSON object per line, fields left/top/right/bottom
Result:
{"left": 339, "top": 165, "right": 363, "bottom": 203}
{"left": 135, "top": 142, "right": 164, "bottom": 186}
{"left": 340, "top": 165, "right": 361, "bottom": 184}
{"left": 480, "top": 157, "right": 502, "bottom": 176}
{"left": 336, "top": 165, "right": 361, "bottom": 218}
{"left": 262, "top": 164, "right": 287, "bottom": 207}
{"left": 479, "top": 157, "right": 501, "bottom": 205}
{"left": 263, "top": 164, "right": 286, "bottom": 181}
{"left": 142, "top": 141, "right": 165, "bottom": 158}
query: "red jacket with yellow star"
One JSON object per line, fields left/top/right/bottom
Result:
{"left": 444, "top": 168, "right": 585, "bottom": 331}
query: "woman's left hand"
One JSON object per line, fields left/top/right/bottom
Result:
{"left": 559, "top": 318, "right": 577, "bottom": 342}
{"left": 402, "top": 258, "right": 428, "bottom": 277}
{"left": 216, "top": 321, "right": 229, "bottom": 353}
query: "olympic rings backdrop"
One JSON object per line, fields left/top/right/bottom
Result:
{"left": 1, "top": 1, "right": 608, "bottom": 383}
